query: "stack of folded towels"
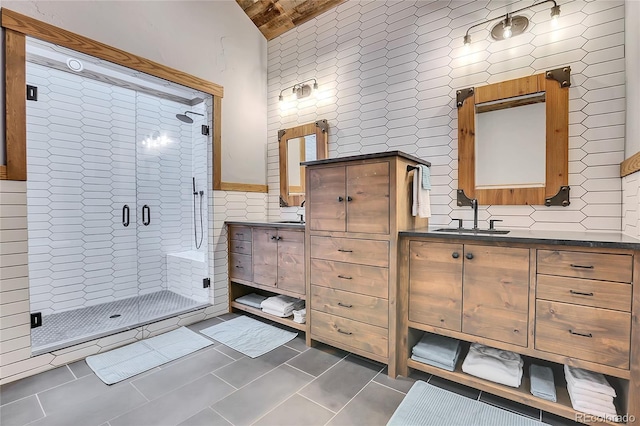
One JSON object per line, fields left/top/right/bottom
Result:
{"left": 565, "top": 365, "right": 617, "bottom": 419}
{"left": 461, "top": 343, "right": 524, "bottom": 388}
{"left": 292, "top": 308, "right": 306, "bottom": 324}
{"left": 411, "top": 333, "right": 461, "bottom": 372}
{"left": 260, "top": 295, "right": 304, "bottom": 317}
{"left": 234, "top": 293, "right": 267, "bottom": 309}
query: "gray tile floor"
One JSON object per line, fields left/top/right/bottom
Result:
{"left": 1, "top": 313, "right": 581, "bottom": 426}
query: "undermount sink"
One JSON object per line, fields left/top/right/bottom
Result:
{"left": 274, "top": 220, "right": 305, "bottom": 224}
{"left": 435, "top": 228, "right": 510, "bottom": 235}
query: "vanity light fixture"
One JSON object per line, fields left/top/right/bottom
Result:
{"left": 462, "top": 0, "right": 560, "bottom": 45}
{"left": 278, "top": 78, "right": 318, "bottom": 102}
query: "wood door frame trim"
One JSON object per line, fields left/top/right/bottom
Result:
{"left": 1, "top": 8, "right": 266, "bottom": 191}
{"left": 621, "top": 151, "right": 640, "bottom": 177}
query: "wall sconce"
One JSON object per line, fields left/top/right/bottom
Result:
{"left": 463, "top": 0, "right": 560, "bottom": 46}
{"left": 278, "top": 78, "right": 318, "bottom": 101}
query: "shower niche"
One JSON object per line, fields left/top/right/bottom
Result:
{"left": 25, "top": 38, "right": 212, "bottom": 354}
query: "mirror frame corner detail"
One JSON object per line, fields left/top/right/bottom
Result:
{"left": 278, "top": 120, "right": 329, "bottom": 208}
{"left": 457, "top": 68, "right": 570, "bottom": 206}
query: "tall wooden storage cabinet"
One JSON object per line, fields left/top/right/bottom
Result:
{"left": 304, "top": 152, "right": 430, "bottom": 377}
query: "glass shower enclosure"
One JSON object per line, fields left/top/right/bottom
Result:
{"left": 25, "top": 38, "right": 211, "bottom": 354}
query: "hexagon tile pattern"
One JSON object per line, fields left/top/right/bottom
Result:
{"left": 267, "top": 0, "right": 626, "bottom": 232}
{"left": 25, "top": 63, "right": 210, "bottom": 316}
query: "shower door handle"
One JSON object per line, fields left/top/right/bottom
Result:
{"left": 142, "top": 205, "right": 150, "bottom": 226}
{"left": 122, "top": 205, "right": 130, "bottom": 227}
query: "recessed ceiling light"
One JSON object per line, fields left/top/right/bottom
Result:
{"left": 66, "top": 58, "right": 83, "bottom": 72}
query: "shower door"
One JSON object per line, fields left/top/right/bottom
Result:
{"left": 26, "top": 61, "right": 142, "bottom": 353}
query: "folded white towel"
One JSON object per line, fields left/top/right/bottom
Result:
{"left": 564, "top": 365, "right": 616, "bottom": 398}
{"left": 461, "top": 343, "right": 523, "bottom": 388}
{"left": 261, "top": 307, "right": 293, "bottom": 318}
{"left": 568, "top": 383, "right": 615, "bottom": 405}
{"left": 260, "top": 295, "right": 304, "bottom": 312}
{"left": 412, "top": 165, "right": 431, "bottom": 218}
{"left": 568, "top": 390, "right": 618, "bottom": 418}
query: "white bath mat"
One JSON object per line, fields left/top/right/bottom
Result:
{"left": 199, "top": 316, "right": 297, "bottom": 358}
{"left": 387, "top": 381, "right": 547, "bottom": 426}
{"left": 86, "top": 326, "right": 214, "bottom": 384}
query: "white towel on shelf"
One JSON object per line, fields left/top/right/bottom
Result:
{"left": 261, "top": 307, "right": 293, "bottom": 318}
{"left": 568, "top": 390, "right": 618, "bottom": 419}
{"left": 461, "top": 343, "right": 523, "bottom": 388}
{"left": 260, "top": 295, "right": 304, "bottom": 313}
{"left": 568, "top": 386, "right": 617, "bottom": 415}
{"left": 412, "top": 165, "right": 431, "bottom": 218}
{"left": 567, "top": 384, "right": 615, "bottom": 406}
{"left": 564, "top": 365, "right": 616, "bottom": 398}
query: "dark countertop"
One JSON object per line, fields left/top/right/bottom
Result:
{"left": 225, "top": 220, "right": 305, "bottom": 229}
{"left": 399, "top": 227, "right": 640, "bottom": 250}
{"left": 301, "top": 150, "right": 431, "bottom": 167}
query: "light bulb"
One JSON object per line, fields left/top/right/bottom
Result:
{"left": 550, "top": 5, "right": 560, "bottom": 20}
{"left": 502, "top": 16, "right": 513, "bottom": 39}
{"left": 463, "top": 34, "right": 471, "bottom": 46}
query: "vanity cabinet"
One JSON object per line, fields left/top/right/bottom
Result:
{"left": 399, "top": 234, "right": 640, "bottom": 425}
{"left": 226, "top": 222, "right": 306, "bottom": 331}
{"left": 307, "top": 162, "right": 390, "bottom": 234}
{"left": 304, "top": 152, "right": 430, "bottom": 376}
{"left": 408, "top": 241, "right": 528, "bottom": 346}
{"left": 252, "top": 227, "right": 305, "bottom": 295}
{"left": 535, "top": 249, "right": 632, "bottom": 370}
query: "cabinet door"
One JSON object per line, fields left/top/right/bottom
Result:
{"left": 346, "top": 162, "right": 390, "bottom": 234}
{"left": 307, "top": 166, "right": 346, "bottom": 232}
{"left": 252, "top": 227, "right": 278, "bottom": 287}
{"left": 462, "top": 245, "right": 529, "bottom": 346}
{"left": 409, "top": 241, "right": 463, "bottom": 331}
{"left": 277, "top": 229, "right": 305, "bottom": 295}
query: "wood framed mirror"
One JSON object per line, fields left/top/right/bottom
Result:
{"left": 279, "top": 120, "right": 329, "bottom": 207}
{"left": 457, "top": 68, "right": 570, "bottom": 206}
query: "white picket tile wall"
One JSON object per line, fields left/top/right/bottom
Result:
{"left": 267, "top": 0, "right": 625, "bottom": 231}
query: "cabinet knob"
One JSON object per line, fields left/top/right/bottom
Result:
{"left": 271, "top": 235, "right": 277, "bottom": 240}
{"left": 277, "top": 236, "right": 282, "bottom": 241}
{"left": 465, "top": 253, "right": 474, "bottom": 260}
{"left": 337, "top": 196, "right": 344, "bottom": 202}
{"left": 452, "top": 252, "right": 459, "bottom": 259}
{"left": 347, "top": 196, "right": 353, "bottom": 202}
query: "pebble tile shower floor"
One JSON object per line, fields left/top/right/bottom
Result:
{"left": 1, "top": 313, "right": 581, "bottom": 426}
{"left": 31, "top": 290, "right": 208, "bottom": 354}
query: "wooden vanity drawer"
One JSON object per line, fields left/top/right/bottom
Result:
{"left": 537, "top": 250, "right": 632, "bottom": 283}
{"left": 311, "top": 236, "right": 389, "bottom": 267}
{"left": 310, "top": 259, "right": 388, "bottom": 299}
{"left": 311, "top": 285, "right": 388, "bottom": 328}
{"left": 229, "top": 240, "right": 251, "bottom": 255}
{"left": 229, "top": 253, "right": 252, "bottom": 281}
{"left": 537, "top": 275, "right": 631, "bottom": 312}
{"left": 228, "top": 226, "right": 252, "bottom": 242}
{"left": 311, "top": 310, "right": 388, "bottom": 358}
{"left": 535, "top": 300, "right": 630, "bottom": 369}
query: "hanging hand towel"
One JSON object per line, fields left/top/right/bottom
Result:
{"left": 412, "top": 165, "right": 431, "bottom": 218}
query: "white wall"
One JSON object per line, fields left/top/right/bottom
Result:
{"left": 268, "top": 0, "right": 627, "bottom": 232}
{"left": 625, "top": 0, "right": 640, "bottom": 156}
{"left": 1, "top": 0, "right": 268, "bottom": 185}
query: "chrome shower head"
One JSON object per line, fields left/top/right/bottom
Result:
{"left": 176, "top": 111, "right": 204, "bottom": 124}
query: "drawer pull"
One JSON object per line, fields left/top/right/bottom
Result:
{"left": 271, "top": 235, "right": 277, "bottom": 240}
{"left": 235, "top": 265, "right": 244, "bottom": 269}
{"left": 337, "top": 328, "right": 352, "bottom": 335}
{"left": 235, "top": 233, "right": 243, "bottom": 237}
{"left": 235, "top": 246, "right": 244, "bottom": 249}
{"left": 337, "top": 302, "right": 353, "bottom": 308}
{"left": 569, "top": 290, "right": 594, "bottom": 297}
{"left": 569, "top": 330, "right": 593, "bottom": 338}
{"left": 570, "top": 264, "right": 594, "bottom": 269}
{"left": 337, "top": 275, "right": 352, "bottom": 280}
{"left": 337, "top": 249, "right": 353, "bottom": 253}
